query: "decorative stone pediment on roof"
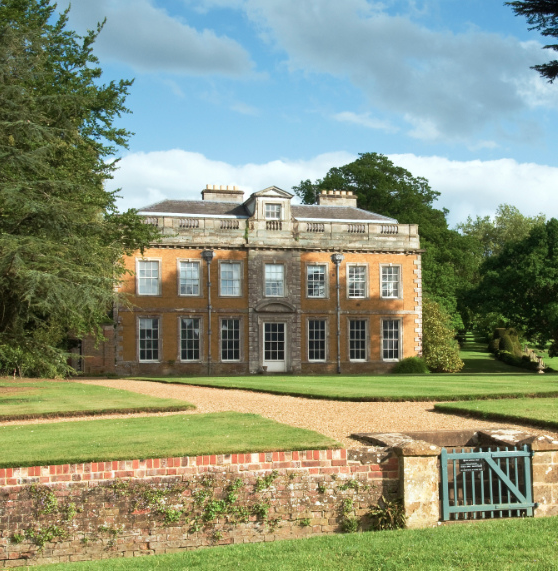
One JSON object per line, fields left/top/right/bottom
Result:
{"left": 251, "top": 186, "right": 293, "bottom": 199}
{"left": 254, "top": 299, "right": 296, "bottom": 313}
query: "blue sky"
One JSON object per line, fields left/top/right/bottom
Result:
{"left": 61, "top": 0, "right": 558, "bottom": 226}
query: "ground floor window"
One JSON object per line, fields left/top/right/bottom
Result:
{"left": 382, "top": 319, "right": 400, "bottom": 360}
{"left": 308, "top": 319, "right": 326, "bottom": 361}
{"left": 221, "top": 319, "right": 240, "bottom": 361}
{"left": 181, "top": 317, "right": 200, "bottom": 361}
{"left": 139, "top": 318, "right": 159, "bottom": 362}
{"left": 349, "top": 319, "right": 367, "bottom": 361}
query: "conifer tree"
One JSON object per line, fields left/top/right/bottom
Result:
{"left": 0, "top": 0, "right": 157, "bottom": 376}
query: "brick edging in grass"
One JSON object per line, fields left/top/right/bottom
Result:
{"left": 0, "top": 405, "right": 194, "bottom": 423}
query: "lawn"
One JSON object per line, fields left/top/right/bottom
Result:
{"left": 0, "top": 379, "right": 194, "bottom": 420}
{"left": 435, "top": 397, "right": 558, "bottom": 430}
{"left": 0, "top": 412, "right": 338, "bottom": 468}
{"left": 35, "top": 516, "right": 558, "bottom": 570}
{"left": 131, "top": 373, "right": 558, "bottom": 402}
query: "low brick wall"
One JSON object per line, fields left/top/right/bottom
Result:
{"left": 0, "top": 449, "right": 399, "bottom": 567}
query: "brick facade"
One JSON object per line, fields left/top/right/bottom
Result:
{"left": 85, "top": 185, "right": 423, "bottom": 377}
{"left": 0, "top": 448, "right": 399, "bottom": 567}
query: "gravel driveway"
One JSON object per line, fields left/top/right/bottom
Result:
{"left": 66, "top": 379, "right": 558, "bottom": 448}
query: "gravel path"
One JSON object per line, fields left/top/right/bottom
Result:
{"left": 3, "top": 378, "right": 558, "bottom": 448}
{"left": 63, "top": 379, "right": 558, "bottom": 448}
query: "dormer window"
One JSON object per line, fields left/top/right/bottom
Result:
{"left": 265, "top": 203, "right": 281, "bottom": 220}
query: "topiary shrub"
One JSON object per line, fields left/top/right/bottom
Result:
{"left": 391, "top": 357, "right": 429, "bottom": 374}
{"left": 422, "top": 297, "right": 464, "bottom": 373}
{"left": 500, "top": 334, "right": 515, "bottom": 354}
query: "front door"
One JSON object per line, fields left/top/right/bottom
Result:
{"left": 263, "top": 322, "right": 286, "bottom": 372}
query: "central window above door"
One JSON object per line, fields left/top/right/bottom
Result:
{"left": 265, "top": 264, "right": 285, "bottom": 297}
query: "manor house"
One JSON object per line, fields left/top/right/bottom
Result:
{"left": 84, "top": 185, "right": 422, "bottom": 376}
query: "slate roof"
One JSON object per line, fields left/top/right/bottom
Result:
{"left": 140, "top": 200, "right": 249, "bottom": 217}
{"left": 139, "top": 199, "right": 397, "bottom": 223}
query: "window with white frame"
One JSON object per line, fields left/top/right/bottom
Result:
{"left": 221, "top": 319, "right": 240, "bottom": 361}
{"left": 382, "top": 319, "right": 400, "bottom": 360}
{"left": 179, "top": 261, "right": 200, "bottom": 296}
{"left": 139, "top": 318, "right": 159, "bottom": 362}
{"left": 348, "top": 265, "right": 367, "bottom": 298}
{"left": 308, "top": 320, "right": 326, "bottom": 361}
{"left": 181, "top": 317, "right": 200, "bottom": 361}
{"left": 137, "top": 260, "right": 160, "bottom": 295}
{"left": 381, "top": 265, "right": 401, "bottom": 298}
{"left": 307, "top": 264, "right": 327, "bottom": 298}
{"left": 349, "top": 320, "right": 367, "bottom": 361}
{"left": 220, "top": 262, "right": 242, "bottom": 296}
{"left": 265, "top": 264, "right": 284, "bottom": 296}
{"left": 265, "top": 203, "right": 281, "bottom": 220}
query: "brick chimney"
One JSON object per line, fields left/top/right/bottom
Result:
{"left": 317, "top": 190, "right": 357, "bottom": 208}
{"left": 201, "top": 184, "right": 245, "bottom": 203}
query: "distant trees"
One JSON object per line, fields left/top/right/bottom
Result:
{"left": 0, "top": 0, "right": 157, "bottom": 376}
{"left": 506, "top": 0, "right": 558, "bottom": 82}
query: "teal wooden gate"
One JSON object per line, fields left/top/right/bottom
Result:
{"left": 440, "top": 445, "right": 536, "bottom": 521}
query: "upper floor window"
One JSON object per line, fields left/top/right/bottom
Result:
{"left": 347, "top": 265, "right": 367, "bottom": 298}
{"left": 137, "top": 260, "right": 160, "bottom": 296}
{"left": 381, "top": 265, "right": 401, "bottom": 298}
{"left": 220, "top": 262, "right": 242, "bottom": 296}
{"left": 265, "top": 203, "right": 281, "bottom": 220}
{"left": 265, "top": 264, "right": 284, "bottom": 297}
{"left": 307, "top": 264, "right": 327, "bottom": 298}
{"left": 179, "top": 261, "right": 200, "bottom": 296}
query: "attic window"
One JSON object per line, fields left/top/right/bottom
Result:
{"left": 265, "top": 203, "right": 281, "bottom": 220}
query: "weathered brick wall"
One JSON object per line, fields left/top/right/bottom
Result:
{"left": 0, "top": 449, "right": 399, "bottom": 567}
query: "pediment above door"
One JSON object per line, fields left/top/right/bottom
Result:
{"left": 254, "top": 299, "right": 296, "bottom": 313}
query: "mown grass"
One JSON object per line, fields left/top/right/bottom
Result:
{"left": 435, "top": 397, "right": 558, "bottom": 430}
{"left": 36, "top": 516, "right": 558, "bottom": 570}
{"left": 459, "top": 338, "right": 522, "bottom": 375}
{"left": 0, "top": 412, "right": 338, "bottom": 468}
{"left": 0, "top": 379, "right": 194, "bottom": 420}
{"left": 131, "top": 374, "right": 558, "bottom": 402}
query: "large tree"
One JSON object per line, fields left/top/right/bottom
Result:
{"left": 293, "top": 153, "right": 478, "bottom": 328}
{"left": 506, "top": 0, "right": 558, "bottom": 82}
{"left": 0, "top": 0, "right": 157, "bottom": 376}
{"left": 471, "top": 218, "right": 558, "bottom": 355}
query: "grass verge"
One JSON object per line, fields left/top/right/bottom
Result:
{"left": 36, "top": 516, "right": 558, "bottom": 570}
{"left": 130, "top": 374, "right": 558, "bottom": 402}
{"left": 0, "top": 379, "right": 194, "bottom": 420}
{"left": 0, "top": 412, "right": 338, "bottom": 468}
{"left": 435, "top": 397, "right": 558, "bottom": 430}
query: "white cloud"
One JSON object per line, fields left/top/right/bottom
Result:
{"left": 388, "top": 154, "right": 558, "bottom": 226}
{"left": 62, "top": 0, "right": 253, "bottom": 76}
{"left": 333, "top": 111, "right": 397, "bottom": 133}
{"left": 230, "top": 102, "right": 261, "bottom": 116}
{"left": 231, "top": 0, "right": 555, "bottom": 142}
{"left": 113, "top": 150, "right": 558, "bottom": 230}
{"left": 112, "top": 150, "right": 355, "bottom": 210}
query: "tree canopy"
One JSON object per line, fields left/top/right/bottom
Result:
{"left": 0, "top": 0, "right": 157, "bottom": 376}
{"left": 506, "top": 0, "right": 558, "bottom": 82}
{"left": 293, "top": 153, "right": 478, "bottom": 328}
{"left": 471, "top": 218, "right": 558, "bottom": 355}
